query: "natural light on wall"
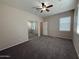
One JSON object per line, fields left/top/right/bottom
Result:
{"left": 59, "top": 16, "right": 71, "bottom": 31}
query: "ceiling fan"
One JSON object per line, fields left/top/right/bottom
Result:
{"left": 36, "top": 3, "right": 53, "bottom": 13}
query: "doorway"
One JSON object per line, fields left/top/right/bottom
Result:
{"left": 27, "top": 21, "right": 38, "bottom": 40}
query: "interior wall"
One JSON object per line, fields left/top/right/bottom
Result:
{"left": 0, "top": 3, "right": 42, "bottom": 51}
{"left": 44, "top": 10, "right": 74, "bottom": 39}
{"left": 73, "top": 0, "right": 79, "bottom": 57}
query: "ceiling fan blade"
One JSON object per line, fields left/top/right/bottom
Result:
{"left": 46, "top": 9, "right": 50, "bottom": 12}
{"left": 36, "top": 8, "right": 42, "bottom": 10}
{"left": 46, "top": 5, "right": 53, "bottom": 8}
{"left": 40, "top": 10, "right": 43, "bottom": 13}
{"left": 42, "top": 3, "right": 45, "bottom": 7}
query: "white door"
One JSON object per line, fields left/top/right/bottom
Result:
{"left": 43, "top": 22, "right": 48, "bottom": 35}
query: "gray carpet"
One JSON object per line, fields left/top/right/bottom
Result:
{"left": 0, "top": 36, "right": 78, "bottom": 59}
{"left": 29, "top": 32, "right": 38, "bottom": 40}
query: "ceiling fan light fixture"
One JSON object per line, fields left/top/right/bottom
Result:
{"left": 42, "top": 7, "right": 46, "bottom": 11}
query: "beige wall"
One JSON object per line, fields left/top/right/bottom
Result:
{"left": 0, "top": 3, "right": 42, "bottom": 51}
{"left": 73, "top": 0, "right": 79, "bottom": 57}
{"left": 44, "top": 10, "right": 74, "bottom": 39}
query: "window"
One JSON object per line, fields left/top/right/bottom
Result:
{"left": 77, "top": 7, "right": 79, "bottom": 34}
{"left": 59, "top": 16, "right": 71, "bottom": 31}
{"left": 31, "top": 22, "right": 36, "bottom": 31}
{"left": 77, "top": 19, "right": 79, "bottom": 34}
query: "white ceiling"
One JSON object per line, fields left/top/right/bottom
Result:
{"left": 0, "top": 0, "right": 76, "bottom": 17}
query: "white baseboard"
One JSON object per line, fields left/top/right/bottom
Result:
{"left": 78, "top": 55, "right": 79, "bottom": 59}
{"left": 0, "top": 39, "right": 28, "bottom": 51}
